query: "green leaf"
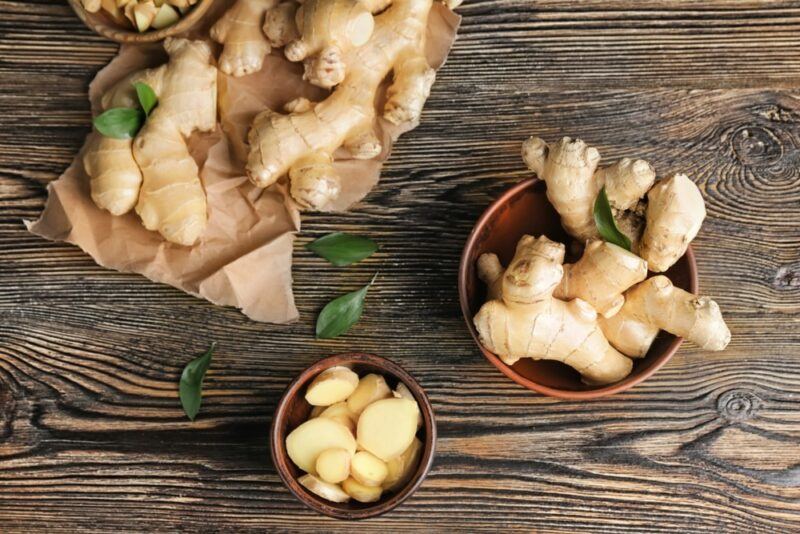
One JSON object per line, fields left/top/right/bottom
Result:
{"left": 593, "top": 186, "right": 632, "bottom": 251}
{"left": 316, "top": 275, "right": 377, "bottom": 339}
{"left": 133, "top": 82, "right": 158, "bottom": 116}
{"left": 93, "top": 107, "right": 144, "bottom": 139}
{"left": 306, "top": 232, "right": 378, "bottom": 266}
{"left": 179, "top": 342, "right": 216, "bottom": 422}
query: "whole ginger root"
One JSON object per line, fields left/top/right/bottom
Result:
{"left": 474, "top": 235, "right": 634, "bottom": 386}
{"left": 515, "top": 134, "right": 731, "bottom": 363}
{"left": 83, "top": 38, "right": 217, "bottom": 246}
{"left": 215, "top": 0, "right": 445, "bottom": 210}
{"left": 522, "top": 136, "right": 705, "bottom": 273}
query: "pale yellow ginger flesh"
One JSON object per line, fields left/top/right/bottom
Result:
{"left": 84, "top": 38, "right": 216, "bottom": 246}
{"left": 522, "top": 135, "right": 706, "bottom": 273}
{"left": 600, "top": 275, "right": 731, "bottom": 358}
{"left": 553, "top": 239, "right": 648, "bottom": 318}
{"left": 350, "top": 450, "right": 388, "bottom": 486}
{"left": 318, "top": 401, "right": 358, "bottom": 433}
{"left": 342, "top": 476, "right": 383, "bottom": 503}
{"left": 285, "top": 417, "right": 357, "bottom": 474}
{"left": 382, "top": 436, "right": 422, "bottom": 491}
{"left": 288, "top": 369, "right": 425, "bottom": 503}
{"left": 299, "top": 474, "right": 351, "bottom": 502}
{"left": 304, "top": 365, "right": 359, "bottom": 406}
{"left": 356, "top": 397, "right": 420, "bottom": 461}
{"left": 474, "top": 235, "right": 634, "bottom": 385}
{"left": 315, "top": 447, "right": 351, "bottom": 484}
{"left": 247, "top": 0, "right": 438, "bottom": 209}
{"left": 346, "top": 373, "right": 391, "bottom": 415}
{"left": 211, "top": 0, "right": 278, "bottom": 77}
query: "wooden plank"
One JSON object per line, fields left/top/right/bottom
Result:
{"left": 1, "top": 0, "right": 799, "bottom": 531}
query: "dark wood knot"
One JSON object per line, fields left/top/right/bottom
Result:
{"left": 774, "top": 265, "right": 800, "bottom": 289}
{"left": 717, "top": 389, "right": 761, "bottom": 422}
{"left": 730, "top": 126, "right": 783, "bottom": 167}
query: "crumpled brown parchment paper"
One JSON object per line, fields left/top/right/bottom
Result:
{"left": 27, "top": 2, "right": 460, "bottom": 323}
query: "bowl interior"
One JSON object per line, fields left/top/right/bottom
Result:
{"left": 271, "top": 354, "right": 435, "bottom": 520}
{"left": 459, "top": 179, "right": 698, "bottom": 398}
{"left": 69, "top": 0, "right": 213, "bottom": 43}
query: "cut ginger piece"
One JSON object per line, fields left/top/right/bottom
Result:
{"left": 357, "top": 398, "right": 419, "bottom": 461}
{"left": 305, "top": 366, "right": 359, "bottom": 406}
{"left": 350, "top": 451, "right": 388, "bottom": 487}
{"left": 342, "top": 477, "right": 382, "bottom": 503}
{"left": 286, "top": 417, "right": 356, "bottom": 474}
{"left": 383, "top": 437, "right": 422, "bottom": 492}
{"left": 315, "top": 447, "right": 351, "bottom": 484}
{"left": 346, "top": 373, "right": 391, "bottom": 415}
{"left": 393, "top": 382, "right": 422, "bottom": 429}
{"left": 299, "top": 474, "right": 351, "bottom": 503}
{"left": 318, "top": 401, "right": 358, "bottom": 434}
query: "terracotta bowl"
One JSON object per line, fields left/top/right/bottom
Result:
{"left": 270, "top": 353, "right": 436, "bottom": 520}
{"left": 68, "top": 0, "right": 214, "bottom": 43}
{"left": 458, "top": 178, "right": 698, "bottom": 399}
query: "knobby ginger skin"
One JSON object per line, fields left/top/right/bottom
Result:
{"left": 600, "top": 275, "right": 731, "bottom": 358}
{"left": 474, "top": 235, "right": 634, "bottom": 385}
{"left": 242, "top": 0, "right": 439, "bottom": 209}
{"left": 522, "top": 135, "right": 707, "bottom": 274}
{"left": 84, "top": 38, "right": 217, "bottom": 246}
{"left": 553, "top": 239, "right": 648, "bottom": 318}
{"left": 211, "top": 0, "right": 279, "bottom": 77}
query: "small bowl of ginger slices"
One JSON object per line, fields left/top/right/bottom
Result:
{"left": 270, "top": 353, "right": 436, "bottom": 520}
{"left": 68, "top": 0, "right": 215, "bottom": 43}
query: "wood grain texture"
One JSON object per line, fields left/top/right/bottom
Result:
{"left": 1, "top": 0, "right": 800, "bottom": 532}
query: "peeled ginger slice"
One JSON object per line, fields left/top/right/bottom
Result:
{"left": 305, "top": 366, "right": 359, "bottom": 406}
{"left": 347, "top": 373, "right": 391, "bottom": 415}
{"left": 299, "top": 474, "right": 351, "bottom": 503}
{"left": 351, "top": 451, "right": 388, "bottom": 487}
{"left": 342, "top": 477, "right": 383, "bottom": 503}
{"left": 383, "top": 437, "right": 422, "bottom": 492}
{"left": 315, "top": 448, "right": 351, "bottom": 484}
{"left": 286, "top": 417, "right": 356, "bottom": 473}
{"left": 357, "top": 398, "right": 419, "bottom": 461}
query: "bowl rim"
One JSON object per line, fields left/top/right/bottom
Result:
{"left": 68, "top": 0, "right": 214, "bottom": 43}
{"left": 270, "top": 353, "right": 437, "bottom": 520}
{"left": 458, "top": 177, "right": 699, "bottom": 399}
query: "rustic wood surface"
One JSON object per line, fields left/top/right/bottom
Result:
{"left": 1, "top": 0, "right": 799, "bottom": 531}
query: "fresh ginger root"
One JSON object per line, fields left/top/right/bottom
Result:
{"left": 211, "top": 0, "right": 278, "bottom": 77}
{"left": 474, "top": 235, "right": 634, "bottom": 385}
{"left": 553, "top": 239, "right": 648, "bottom": 318}
{"left": 522, "top": 136, "right": 705, "bottom": 273}
{"left": 83, "top": 38, "right": 217, "bottom": 246}
{"left": 600, "top": 275, "right": 731, "bottom": 358}
{"left": 243, "top": 0, "right": 439, "bottom": 209}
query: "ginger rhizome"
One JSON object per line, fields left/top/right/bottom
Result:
{"left": 474, "top": 235, "right": 634, "bottom": 385}
{"left": 211, "top": 0, "right": 278, "bottom": 77}
{"left": 522, "top": 136, "right": 706, "bottom": 273}
{"left": 84, "top": 38, "right": 217, "bottom": 246}
{"left": 213, "top": 0, "right": 443, "bottom": 210}
{"left": 477, "top": 134, "right": 731, "bottom": 381}
{"left": 600, "top": 276, "right": 731, "bottom": 358}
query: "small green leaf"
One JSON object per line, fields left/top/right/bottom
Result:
{"left": 133, "top": 82, "right": 158, "bottom": 116}
{"left": 179, "top": 342, "right": 216, "bottom": 422}
{"left": 316, "top": 275, "right": 377, "bottom": 339}
{"left": 306, "top": 232, "right": 378, "bottom": 266}
{"left": 593, "top": 186, "right": 632, "bottom": 251}
{"left": 93, "top": 107, "right": 144, "bottom": 139}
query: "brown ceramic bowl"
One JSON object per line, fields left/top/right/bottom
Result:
{"left": 458, "top": 178, "right": 698, "bottom": 399}
{"left": 68, "top": 0, "right": 214, "bottom": 43}
{"left": 270, "top": 353, "right": 436, "bottom": 520}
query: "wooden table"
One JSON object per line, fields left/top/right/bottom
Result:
{"left": 2, "top": 1, "right": 799, "bottom": 531}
